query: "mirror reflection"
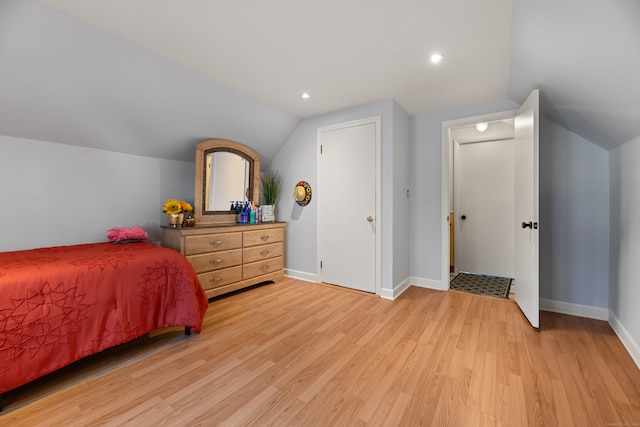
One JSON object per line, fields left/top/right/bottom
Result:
{"left": 205, "top": 152, "right": 250, "bottom": 211}
{"left": 195, "top": 139, "right": 259, "bottom": 225}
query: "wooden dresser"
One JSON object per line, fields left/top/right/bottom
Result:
{"left": 162, "top": 222, "right": 286, "bottom": 298}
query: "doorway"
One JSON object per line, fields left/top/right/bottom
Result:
{"left": 451, "top": 120, "right": 515, "bottom": 278}
{"left": 441, "top": 89, "right": 540, "bottom": 329}
{"left": 442, "top": 110, "right": 517, "bottom": 286}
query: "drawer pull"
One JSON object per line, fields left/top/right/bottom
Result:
{"left": 209, "top": 277, "right": 222, "bottom": 283}
{"left": 210, "top": 240, "right": 223, "bottom": 246}
{"left": 260, "top": 265, "right": 269, "bottom": 272}
{"left": 260, "top": 235, "right": 270, "bottom": 242}
{"left": 210, "top": 258, "right": 223, "bottom": 265}
{"left": 260, "top": 249, "right": 270, "bottom": 257}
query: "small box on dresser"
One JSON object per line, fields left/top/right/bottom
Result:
{"left": 162, "top": 222, "right": 286, "bottom": 298}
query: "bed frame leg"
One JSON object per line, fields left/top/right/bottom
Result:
{"left": 1, "top": 393, "right": 3, "bottom": 412}
{"left": 184, "top": 327, "right": 191, "bottom": 336}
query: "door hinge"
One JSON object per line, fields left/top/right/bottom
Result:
{"left": 320, "top": 145, "right": 323, "bottom": 154}
{"left": 320, "top": 260, "right": 323, "bottom": 269}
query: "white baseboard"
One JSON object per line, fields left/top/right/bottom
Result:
{"left": 410, "top": 276, "right": 447, "bottom": 291}
{"left": 608, "top": 311, "right": 640, "bottom": 370}
{"left": 380, "top": 277, "right": 411, "bottom": 300}
{"left": 539, "top": 298, "right": 608, "bottom": 321}
{"left": 379, "top": 276, "right": 447, "bottom": 301}
{"left": 284, "top": 269, "right": 317, "bottom": 283}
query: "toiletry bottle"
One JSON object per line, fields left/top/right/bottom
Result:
{"left": 234, "top": 201, "right": 241, "bottom": 223}
{"left": 240, "top": 202, "right": 247, "bottom": 224}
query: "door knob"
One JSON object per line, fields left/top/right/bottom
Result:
{"left": 461, "top": 215, "right": 467, "bottom": 220}
{"left": 367, "top": 216, "right": 374, "bottom": 223}
{"left": 522, "top": 221, "right": 533, "bottom": 229}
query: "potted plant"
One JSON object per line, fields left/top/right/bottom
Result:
{"left": 260, "top": 170, "right": 282, "bottom": 222}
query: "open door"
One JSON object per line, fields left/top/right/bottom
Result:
{"left": 514, "top": 90, "right": 540, "bottom": 329}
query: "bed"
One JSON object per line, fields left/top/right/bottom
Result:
{"left": 0, "top": 241, "right": 209, "bottom": 407}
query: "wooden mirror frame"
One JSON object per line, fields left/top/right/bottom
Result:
{"left": 194, "top": 139, "right": 260, "bottom": 225}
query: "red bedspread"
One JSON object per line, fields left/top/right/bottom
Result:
{"left": 0, "top": 242, "right": 208, "bottom": 394}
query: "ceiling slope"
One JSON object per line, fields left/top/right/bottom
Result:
{"left": 508, "top": 0, "right": 640, "bottom": 149}
{"left": 0, "top": 0, "right": 300, "bottom": 162}
{"left": 39, "top": 0, "right": 513, "bottom": 118}
{"left": 4, "top": 0, "right": 639, "bottom": 158}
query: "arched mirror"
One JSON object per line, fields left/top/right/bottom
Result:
{"left": 194, "top": 139, "right": 260, "bottom": 225}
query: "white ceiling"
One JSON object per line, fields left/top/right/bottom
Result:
{"left": 28, "top": 0, "right": 640, "bottom": 151}
{"left": 39, "top": 0, "right": 513, "bottom": 118}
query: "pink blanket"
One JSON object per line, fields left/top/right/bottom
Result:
{"left": 106, "top": 225, "right": 148, "bottom": 243}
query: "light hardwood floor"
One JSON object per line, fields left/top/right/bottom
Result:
{"left": 1, "top": 278, "right": 639, "bottom": 426}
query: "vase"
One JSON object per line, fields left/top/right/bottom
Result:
{"left": 184, "top": 217, "right": 196, "bottom": 227}
{"left": 168, "top": 214, "right": 181, "bottom": 227}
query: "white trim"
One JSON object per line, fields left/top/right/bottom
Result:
{"left": 317, "top": 116, "right": 382, "bottom": 296}
{"left": 441, "top": 110, "right": 518, "bottom": 290}
{"left": 410, "top": 277, "right": 447, "bottom": 291}
{"left": 381, "top": 278, "right": 447, "bottom": 300}
{"left": 379, "top": 277, "right": 412, "bottom": 300}
{"left": 379, "top": 288, "right": 397, "bottom": 300}
{"left": 609, "top": 310, "right": 640, "bottom": 368}
{"left": 609, "top": 310, "right": 640, "bottom": 370}
{"left": 539, "top": 298, "right": 608, "bottom": 321}
{"left": 284, "top": 269, "right": 317, "bottom": 283}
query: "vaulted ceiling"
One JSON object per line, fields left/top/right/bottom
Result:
{"left": 39, "top": 0, "right": 515, "bottom": 119}
{"left": 2, "top": 0, "right": 639, "bottom": 161}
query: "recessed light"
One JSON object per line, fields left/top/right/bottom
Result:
{"left": 430, "top": 53, "right": 444, "bottom": 63}
{"left": 301, "top": 92, "right": 310, "bottom": 99}
{"left": 476, "top": 122, "right": 489, "bottom": 132}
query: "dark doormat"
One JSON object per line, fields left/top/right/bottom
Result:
{"left": 450, "top": 272, "right": 512, "bottom": 299}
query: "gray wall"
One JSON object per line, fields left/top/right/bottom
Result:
{"left": 0, "top": 134, "right": 194, "bottom": 252}
{"left": 392, "top": 102, "right": 411, "bottom": 287}
{"left": 609, "top": 136, "right": 640, "bottom": 366}
{"left": 539, "top": 118, "right": 609, "bottom": 308}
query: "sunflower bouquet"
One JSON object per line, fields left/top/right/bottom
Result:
{"left": 163, "top": 199, "right": 194, "bottom": 226}
{"left": 180, "top": 200, "right": 193, "bottom": 217}
{"left": 162, "top": 199, "right": 183, "bottom": 215}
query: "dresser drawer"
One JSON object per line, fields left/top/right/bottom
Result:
{"left": 162, "top": 222, "right": 286, "bottom": 298}
{"left": 184, "top": 232, "right": 242, "bottom": 255}
{"left": 243, "top": 228, "right": 284, "bottom": 248}
{"left": 187, "top": 249, "right": 242, "bottom": 273}
{"left": 243, "top": 242, "right": 283, "bottom": 264}
{"left": 199, "top": 266, "right": 242, "bottom": 291}
{"left": 243, "top": 256, "right": 284, "bottom": 280}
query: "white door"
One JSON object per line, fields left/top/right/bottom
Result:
{"left": 318, "top": 118, "right": 379, "bottom": 293}
{"left": 514, "top": 90, "right": 540, "bottom": 329}
{"left": 454, "top": 138, "right": 515, "bottom": 278}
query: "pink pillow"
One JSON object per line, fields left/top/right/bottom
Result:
{"left": 106, "top": 226, "right": 148, "bottom": 243}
